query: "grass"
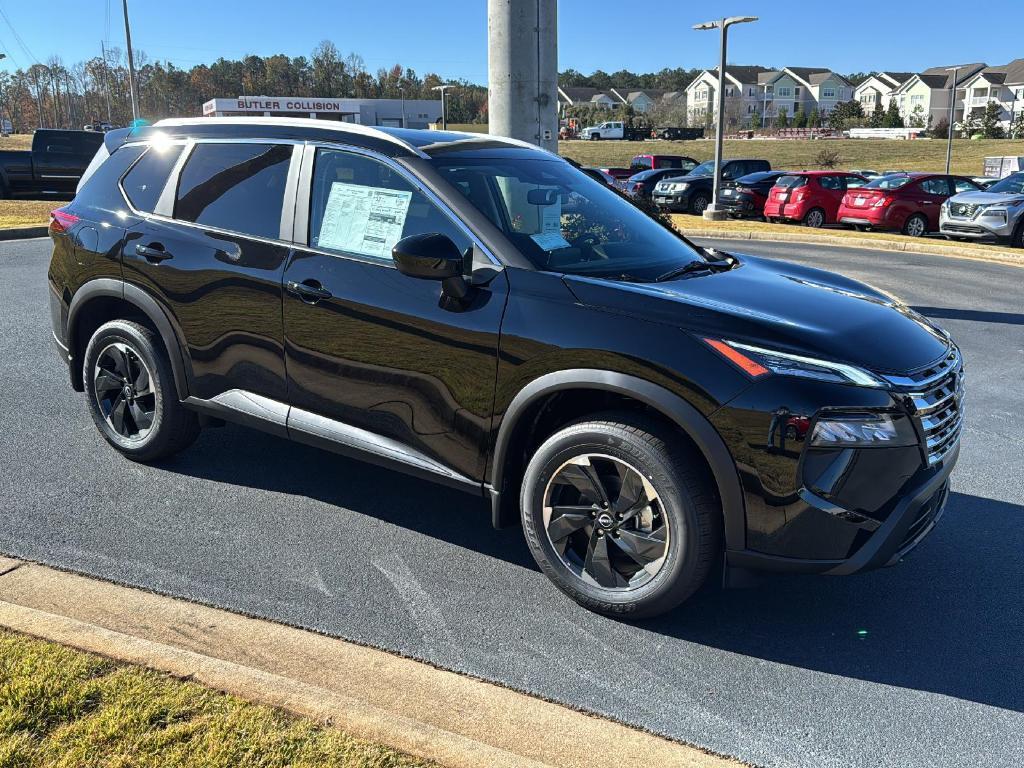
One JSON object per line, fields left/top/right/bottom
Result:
{"left": 0, "top": 629, "right": 434, "bottom": 768}
{"left": 559, "top": 137, "right": 1024, "bottom": 177}
{"left": 0, "top": 134, "right": 32, "bottom": 150}
{"left": 0, "top": 201, "right": 56, "bottom": 229}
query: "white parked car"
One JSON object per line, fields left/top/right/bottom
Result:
{"left": 580, "top": 121, "right": 624, "bottom": 140}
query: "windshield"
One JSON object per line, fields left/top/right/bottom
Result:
{"left": 431, "top": 155, "right": 704, "bottom": 281}
{"left": 987, "top": 172, "right": 1024, "bottom": 195}
{"left": 687, "top": 161, "right": 715, "bottom": 176}
{"left": 866, "top": 175, "right": 913, "bottom": 190}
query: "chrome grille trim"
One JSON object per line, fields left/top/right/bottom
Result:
{"left": 884, "top": 347, "right": 965, "bottom": 466}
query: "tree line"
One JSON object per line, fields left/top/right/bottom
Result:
{"left": 0, "top": 40, "right": 488, "bottom": 132}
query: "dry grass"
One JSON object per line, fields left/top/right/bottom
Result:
{"left": 0, "top": 629, "right": 434, "bottom": 768}
{"left": 0, "top": 134, "right": 32, "bottom": 151}
{"left": 0, "top": 201, "right": 56, "bottom": 229}
{"left": 559, "top": 137, "right": 1024, "bottom": 177}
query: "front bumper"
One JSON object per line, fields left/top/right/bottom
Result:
{"left": 654, "top": 192, "right": 690, "bottom": 212}
{"left": 940, "top": 210, "right": 1015, "bottom": 240}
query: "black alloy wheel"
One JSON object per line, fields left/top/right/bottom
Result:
{"left": 92, "top": 342, "right": 156, "bottom": 442}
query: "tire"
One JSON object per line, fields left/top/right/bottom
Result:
{"left": 590, "top": 133, "right": 601, "bottom": 141}
{"left": 785, "top": 425, "right": 798, "bottom": 441}
{"left": 1009, "top": 221, "right": 1024, "bottom": 248}
{"left": 902, "top": 213, "right": 928, "bottom": 237}
{"left": 803, "top": 207, "right": 826, "bottom": 228}
{"left": 83, "top": 319, "right": 200, "bottom": 462}
{"left": 689, "top": 194, "right": 710, "bottom": 216}
{"left": 520, "top": 413, "right": 721, "bottom": 619}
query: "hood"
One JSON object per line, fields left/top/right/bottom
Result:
{"left": 947, "top": 189, "right": 1024, "bottom": 205}
{"left": 564, "top": 254, "right": 950, "bottom": 375}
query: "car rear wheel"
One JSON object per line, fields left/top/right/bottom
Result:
{"left": 1009, "top": 221, "right": 1024, "bottom": 248}
{"left": 689, "top": 194, "right": 710, "bottom": 216}
{"left": 83, "top": 319, "right": 200, "bottom": 462}
{"left": 902, "top": 213, "right": 928, "bottom": 237}
{"left": 520, "top": 414, "right": 721, "bottom": 618}
{"left": 803, "top": 208, "right": 826, "bottom": 228}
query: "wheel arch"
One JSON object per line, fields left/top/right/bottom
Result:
{"left": 488, "top": 369, "right": 745, "bottom": 551}
{"left": 67, "top": 278, "right": 191, "bottom": 399}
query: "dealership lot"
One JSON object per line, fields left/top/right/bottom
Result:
{"left": 1, "top": 237, "right": 1022, "bottom": 768}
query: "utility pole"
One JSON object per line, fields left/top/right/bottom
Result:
{"left": 100, "top": 41, "right": 113, "bottom": 124}
{"left": 122, "top": 0, "right": 140, "bottom": 122}
{"left": 944, "top": 65, "right": 961, "bottom": 175}
{"left": 398, "top": 84, "right": 406, "bottom": 128}
{"left": 693, "top": 16, "right": 758, "bottom": 220}
{"left": 487, "top": 0, "right": 558, "bottom": 151}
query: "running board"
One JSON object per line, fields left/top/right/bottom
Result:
{"left": 184, "top": 389, "right": 480, "bottom": 493}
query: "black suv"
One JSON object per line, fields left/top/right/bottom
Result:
{"left": 653, "top": 158, "right": 772, "bottom": 215}
{"left": 48, "top": 119, "right": 963, "bottom": 618}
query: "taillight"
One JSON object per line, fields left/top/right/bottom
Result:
{"left": 872, "top": 196, "right": 893, "bottom": 208}
{"left": 49, "top": 207, "right": 80, "bottom": 234}
{"left": 792, "top": 189, "right": 807, "bottom": 201}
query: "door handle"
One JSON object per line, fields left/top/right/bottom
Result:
{"left": 286, "top": 279, "right": 333, "bottom": 303}
{"left": 135, "top": 243, "right": 173, "bottom": 262}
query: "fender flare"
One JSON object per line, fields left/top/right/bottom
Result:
{"left": 67, "top": 278, "right": 191, "bottom": 400}
{"left": 488, "top": 369, "right": 746, "bottom": 550}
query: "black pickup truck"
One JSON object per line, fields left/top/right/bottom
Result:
{"left": 0, "top": 129, "right": 104, "bottom": 198}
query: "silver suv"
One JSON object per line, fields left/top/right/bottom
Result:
{"left": 940, "top": 171, "right": 1024, "bottom": 246}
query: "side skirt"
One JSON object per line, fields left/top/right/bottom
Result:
{"left": 184, "top": 389, "right": 482, "bottom": 495}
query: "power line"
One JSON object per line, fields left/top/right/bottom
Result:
{"left": 0, "top": 4, "right": 40, "bottom": 65}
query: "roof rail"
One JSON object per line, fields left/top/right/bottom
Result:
{"left": 152, "top": 116, "right": 428, "bottom": 158}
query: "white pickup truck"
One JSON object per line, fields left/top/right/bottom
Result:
{"left": 579, "top": 121, "right": 624, "bottom": 140}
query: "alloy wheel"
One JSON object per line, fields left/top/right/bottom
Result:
{"left": 805, "top": 209, "right": 824, "bottom": 228}
{"left": 692, "top": 196, "right": 709, "bottom": 215}
{"left": 542, "top": 453, "right": 670, "bottom": 590}
{"left": 93, "top": 342, "right": 156, "bottom": 442}
{"left": 905, "top": 216, "right": 926, "bottom": 237}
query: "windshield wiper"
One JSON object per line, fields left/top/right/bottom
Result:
{"left": 655, "top": 260, "right": 715, "bottom": 282}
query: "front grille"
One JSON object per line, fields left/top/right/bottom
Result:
{"left": 943, "top": 224, "right": 986, "bottom": 234}
{"left": 950, "top": 202, "right": 980, "bottom": 218}
{"left": 885, "top": 347, "right": 965, "bottom": 466}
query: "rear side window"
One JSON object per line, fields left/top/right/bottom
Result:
{"left": 122, "top": 143, "right": 185, "bottom": 213}
{"left": 175, "top": 143, "right": 292, "bottom": 239}
{"left": 920, "top": 177, "right": 951, "bottom": 196}
{"left": 775, "top": 175, "right": 807, "bottom": 189}
{"left": 819, "top": 175, "right": 844, "bottom": 190}
{"left": 76, "top": 144, "right": 146, "bottom": 214}
{"left": 953, "top": 178, "right": 979, "bottom": 193}
{"left": 631, "top": 156, "right": 653, "bottom": 170}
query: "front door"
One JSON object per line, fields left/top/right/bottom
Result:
{"left": 282, "top": 146, "right": 508, "bottom": 483}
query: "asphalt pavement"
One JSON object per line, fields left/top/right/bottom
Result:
{"left": 1, "top": 236, "right": 1021, "bottom": 768}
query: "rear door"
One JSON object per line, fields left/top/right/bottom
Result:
{"left": 121, "top": 139, "right": 298, "bottom": 403}
{"left": 817, "top": 174, "right": 846, "bottom": 221}
{"left": 33, "top": 131, "right": 104, "bottom": 194}
{"left": 917, "top": 176, "right": 953, "bottom": 230}
{"left": 281, "top": 145, "right": 508, "bottom": 484}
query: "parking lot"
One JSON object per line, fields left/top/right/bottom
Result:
{"left": 1, "top": 235, "right": 1022, "bottom": 768}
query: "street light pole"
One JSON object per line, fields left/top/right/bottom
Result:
{"left": 693, "top": 16, "right": 758, "bottom": 220}
{"left": 432, "top": 84, "right": 454, "bottom": 130}
{"left": 122, "top": 0, "right": 140, "bottom": 122}
{"left": 944, "top": 65, "right": 961, "bottom": 175}
{"left": 398, "top": 85, "right": 406, "bottom": 128}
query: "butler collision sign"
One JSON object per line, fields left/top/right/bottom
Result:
{"left": 200, "top": 96, "right": 442, "bottom": 128}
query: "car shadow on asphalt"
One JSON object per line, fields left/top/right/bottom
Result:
{"left": 640, "top": 491, "right": 1024, "bottom": 713}
{"left": 911, "top": 306, "right": 1024, "bottom": 326}
{"left": 154, "top": 423, "right": 539, "bottom": 571}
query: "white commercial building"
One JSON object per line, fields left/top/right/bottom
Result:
{"left": 201, "top": 96, "right": 443, "bottom": 129}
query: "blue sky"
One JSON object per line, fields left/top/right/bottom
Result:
{"left": 1, "top": 1, "right": 1021, "bottom": 82}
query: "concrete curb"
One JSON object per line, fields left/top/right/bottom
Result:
{"left": 678, "top": 226, "right": 1024, "bottom": 268}
{"left": 0, "top": 226, "right": 47, "bottom": 241}
{"left": 0, "top": 557, "right": 741, "bottom": 768}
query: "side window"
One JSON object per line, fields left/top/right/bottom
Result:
{"left": 174, "top": 142, "right": 292, "bottom": 239}
{"left": 819, "top": 175, "right": 843, "bottom": 190}
{"left": 953, "top": 177, "right": 979, "bottom": 193}
{"left": 121, "top": 143, "right": 185, "bottom": 213}
{"left": 921, "top": 177, "right": 951, "bottom": 196}
{"left": 845, "top": 175, "right": 867, "bottom": 189}
{"left": 308, "top": 148, "right": 471, "bottom": 262}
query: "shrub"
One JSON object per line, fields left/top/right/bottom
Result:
{"left": 815, "top": 148, "right": 841, "bottom": 168}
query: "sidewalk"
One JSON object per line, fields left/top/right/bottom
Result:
{"left": 0, "top": 556, "right": 741, "bottom": 768}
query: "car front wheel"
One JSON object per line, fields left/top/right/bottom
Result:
{"left": 520, "top": 414, "right": 721, "bottom": 618}
{"left": 83, "top": 319, "right": 200, "bottom": 462}
{"left": 689, "top": 194, "right": 710, "bottom": 215}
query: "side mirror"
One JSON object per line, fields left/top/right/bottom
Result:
{"left": 392, "top": 232, "right": 464, "bottom": 280}
{"left": 392, "top": 232, "right": 470, "bottom": 300}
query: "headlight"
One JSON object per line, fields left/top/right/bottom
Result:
{"left": 810, "top": 413, "right": 918, "bottom": 447}
{"left": 671, "top": 182, "right": 690, "bottom": 192}
{"left": 980, "top": 207, "right": 1008, "bottom": 222}
{"left": 703, "top": 339, "right": 887, "bottom": 388}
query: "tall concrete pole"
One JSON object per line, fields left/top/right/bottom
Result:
{"left": 487, "top": 0, "right": 558, "bottom": 152}
{"left": 122, "top": 0, "right": 140, "bottom": 122}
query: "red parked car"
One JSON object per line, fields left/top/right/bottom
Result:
{"left": 764, "top": 171, "right": 867, "bottom": 228}
{"left": 837, "top": 173, "right": 982, "bottom": 236}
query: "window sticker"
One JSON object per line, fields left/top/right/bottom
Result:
{"left": 530, "top": 199, "right": 571, "bottom": 251}
{"left": 317, "top": 182, "right": 413, "bottom": 259}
